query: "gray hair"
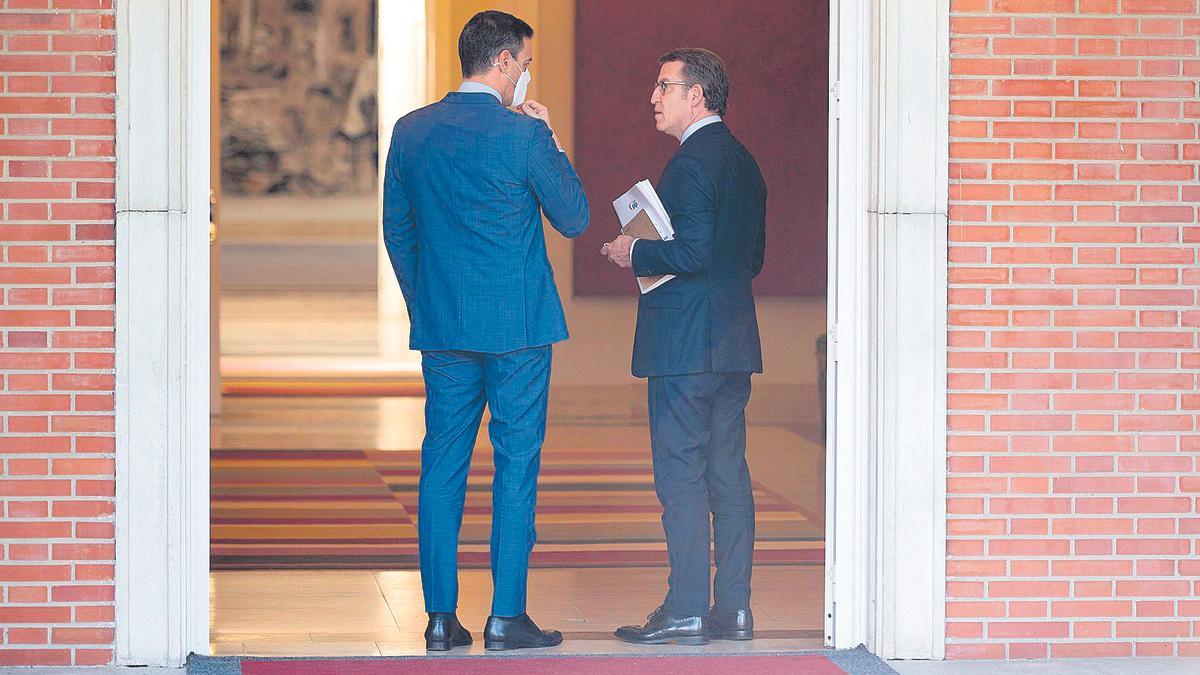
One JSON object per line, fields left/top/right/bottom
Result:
{"left": 659, "top": 47, "right": 729, "bottom": 116}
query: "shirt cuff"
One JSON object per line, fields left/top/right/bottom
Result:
{"left": 628, "top": 238, "right": 638, "bottom": 263}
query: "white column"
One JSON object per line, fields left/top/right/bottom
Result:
{"left": 113, "top": 0, "right": 210, "bottom": 666}
{"left": 872, "top": 0, "right": 949, "bottom": 660}
{"left": 827, "top": 0, "right": 949, "bottom": 659}
{"left": 826, "top": 0, "right": 877, "bottom": 653}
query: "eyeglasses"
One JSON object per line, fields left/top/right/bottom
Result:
{"left": 654, "top": 80, "right": 692, "bottom": 95}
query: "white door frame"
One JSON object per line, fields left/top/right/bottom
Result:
{"left": 113, "top": 0, "right": 210, "bottom": 666}
{"left": 113, "top": 0, "right": 948, "bottom": 665}
{"left": 825, "top": 0, "right": 949, "bottom": 659}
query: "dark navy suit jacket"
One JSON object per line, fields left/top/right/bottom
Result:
{"left": 630, "top": 122, "right": 767, "bottom": 378}
{"left": 382, "top": 92, "right": 589, "bottom": 353}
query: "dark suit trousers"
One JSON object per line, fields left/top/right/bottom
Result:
{"left": 418, "top": 346, "right": 551, "bottom": 617}
{"left": 647, "top": 371, "right": 756, "bottom": 617}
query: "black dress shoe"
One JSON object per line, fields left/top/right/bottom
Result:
{"left": 614, "top": 607, "right": 709, "bottom": 645}
{"left": 483, "top": 613, "right": 563, "bottom": 651}
{"left": 709, "top": 606, "right": 754, "bottom": 640}
{"left": 424, "top": 612, "right": 472, "bottom": 651}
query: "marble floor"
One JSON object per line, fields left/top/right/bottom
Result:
{"left": 209, "top": 394, "right": 826, "bottom": 657}
{"left": 209, "top": 567, "right": 825, "bottom": 657}
{"left": 220, "top": 290, "right": 381, "bottom": 358}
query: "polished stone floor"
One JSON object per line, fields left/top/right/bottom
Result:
{"left": 209, "top": 393, "right": 826, "bottom": 657}
{"left": 208, "top": 567, "right": 825, "bottom": 657}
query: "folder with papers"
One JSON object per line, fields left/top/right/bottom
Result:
{"left": 612, "top": 180, "right": 675, "bottom": 294}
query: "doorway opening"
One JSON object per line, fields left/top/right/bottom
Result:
{"left": 207, "top": 0, "right": 831, "bottom": 657}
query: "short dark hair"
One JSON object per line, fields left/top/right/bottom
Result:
{"left": 458, "top": 10, "right": 534, "bottom": 78}
{"left": 659, "top": 48, "right": 729, "bottom": 116}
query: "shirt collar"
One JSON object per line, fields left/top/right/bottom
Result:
{"left": 458, "top": 81, "right": 503, "bottom": 103}
{"left": 681, "top": 115, "right": 722, "bottom": 145}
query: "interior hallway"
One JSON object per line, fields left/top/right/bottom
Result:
{"left": 204, "top": 0, "right": 831, "bottom": 661}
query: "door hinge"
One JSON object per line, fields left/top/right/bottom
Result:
{"left": 826, "top": 599, "right": 836, "bottom": 646}
{"left": 829, "top": 324, "right": 839, "bottom": 363}
{"left": 830, "top": 80, "right": 840, "bottom": 119}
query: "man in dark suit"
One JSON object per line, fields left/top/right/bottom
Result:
{"left": 603, "top": 48, "right": 767, "bottom": 646}
{"left": 382, "top": 10, "right": 589, "bottom": 651}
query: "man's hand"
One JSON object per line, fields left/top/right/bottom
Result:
{"left": 517, "top": 99, "right": 563, "bottom": 151}
{"left": 601, "top": 234, "right": 635, "bottom": 269}
{"left": 518, "top": 99, "right": 551, "bottom": 126}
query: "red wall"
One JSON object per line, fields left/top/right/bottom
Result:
{"left": 572, "top": 0, "right": 828, "bottom": 296}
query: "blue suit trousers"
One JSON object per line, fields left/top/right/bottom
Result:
{"left": 417, "top": 346, "right": 551, "bottom": 617}
{"left": 648, "top": 371, "right": 756, "bottom": 617}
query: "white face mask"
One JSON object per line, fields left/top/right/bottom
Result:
{"left": 496, "top": 58, "right": 531, "bottom": 107}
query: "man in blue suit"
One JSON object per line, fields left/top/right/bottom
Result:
{"left": 382, "top": 10, "right": 588, "bottom": 652}
{"left": 603, "top": 48, "right": 767, "bottom": 646}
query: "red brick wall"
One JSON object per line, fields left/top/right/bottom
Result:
{"left": 0, "top": 0, "right": 117, "bottom": 667}
{"left": 948, "top": 0, "right": 1199, "bottom": 660}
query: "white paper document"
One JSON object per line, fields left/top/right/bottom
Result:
{"left": 612, "top": 180, "right": 675, "bottom": 294}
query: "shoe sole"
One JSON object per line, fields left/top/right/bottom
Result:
{"left": 710, "top": 630, "right": 754, "bottom": 641}
{"left": 615, "top": 634, "right": 710, "bottom": 646}
{"left": 484, "top": 639, "right": 563, "bottom": 651}
{"left": 426, "top": 638, "right": 472, "bottom": 651}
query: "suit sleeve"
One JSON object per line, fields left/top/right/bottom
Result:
{"left": 382, "top": 123, "right": 418, "bottom": 312}
{"left": 750, "top": 172, "right": 767, "bottom": 278}
{"left": 527, "top": 120, "right": 590, "bottom": 238}
{"left": 631, "top": 156, "right": 714, "bottom": 276}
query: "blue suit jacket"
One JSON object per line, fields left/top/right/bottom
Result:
{"left": 630, "top": 122, "right": 767, "bottom": 378}
{"left": 383, "top": 92, "right": 589, "bottom": 353}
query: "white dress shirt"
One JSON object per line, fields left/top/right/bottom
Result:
{"left": 681, "top": 114, "right": 722, "bottom": 145}
{"left": 457, "top": 81, "right": 502, "bottom": 102}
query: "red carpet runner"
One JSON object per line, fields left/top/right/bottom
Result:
{"left": 236, "top": 654, "right": 846, "bottom": 674}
